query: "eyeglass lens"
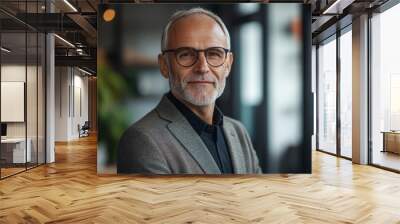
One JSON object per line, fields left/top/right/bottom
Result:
{"left": 175, "top": 47, "right": 227, "bottom": 67}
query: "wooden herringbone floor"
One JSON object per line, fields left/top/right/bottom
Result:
{"left": 1, "top": 135, "right": 400, "bottom": 223}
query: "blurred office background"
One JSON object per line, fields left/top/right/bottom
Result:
{"left": 97, "top": 3, "right": 312, "bottom": 174}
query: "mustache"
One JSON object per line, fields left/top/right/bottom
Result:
{"left": 183, "top": 75, "right": 217, "bottom": 83}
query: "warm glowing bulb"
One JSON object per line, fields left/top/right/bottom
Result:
{"left": 103, "top": 9, "right": 116, "bottom": 22}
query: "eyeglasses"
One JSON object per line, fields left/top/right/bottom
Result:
{"left": 162, "top": 47, "right": 230, "bottom": 67}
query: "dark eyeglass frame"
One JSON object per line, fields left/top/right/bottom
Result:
{"left": 162, "top": 47, "right": 230, "bottom": 67}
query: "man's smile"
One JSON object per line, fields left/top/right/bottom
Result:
{"left": 187, "top": 81, "right": 214, "bottom": 84}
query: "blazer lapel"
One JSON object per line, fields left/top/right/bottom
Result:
{"left": 168, "top": 122, "right": 221, "bottom": 174}
{"left": 222, "top": 119, "right": 247, "bottom": 174}
{"left": 156, "top": 96, "right": 221, "bottom": 174}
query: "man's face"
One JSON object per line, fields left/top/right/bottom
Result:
{"left": 159, "top": 14, "right": 233, "bottom": 106}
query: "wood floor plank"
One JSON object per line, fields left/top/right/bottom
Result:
{"left": 1, "top": 135, "right": 400, "bottom": 223}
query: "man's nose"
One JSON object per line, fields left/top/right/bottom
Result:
{"left": 193, "top": 51, "right": 210, "bottom": 73}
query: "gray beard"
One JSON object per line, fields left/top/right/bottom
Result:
{"left": 169, "top": 74, "right": 226, "bottom": 106}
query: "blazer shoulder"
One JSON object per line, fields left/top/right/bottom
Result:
{"left": 118, "top": 108, "right": 168, "bottom": 151}
{"left": 117, "top": 113, "right": 171, "bottom": 174}
{"left": 129, "top": 108, "right": 168, "bottom": 132}
{"left": 224, "top": 116, "right": 247, "bottom": 131}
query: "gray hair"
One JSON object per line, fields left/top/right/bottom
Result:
{"left": 161, "top": 7, "right": 231, "bottom": 51}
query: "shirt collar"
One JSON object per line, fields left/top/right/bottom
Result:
{"left": 166, "top": 92, "right": 224, "bottom": 134}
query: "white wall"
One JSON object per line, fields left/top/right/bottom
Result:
{"left": 1, "top": 65, "right": 27, "bottom": 141}
{"left": 70, "top": 72, "right": 89, "bottom": 138}
{"left": 55, "top": 67, "right": 89, "bottom": 141}
{"left": 55, "top": 67, "right": 69, "bottom": 141}
{"left": 1, "top": 65, "right": 26, "bottom": 81}
{"left": 1, "top": 65, "right": 38, "bottom": 137}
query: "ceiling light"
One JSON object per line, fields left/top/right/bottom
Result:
{"left": 78, "top": 67, "right": 93, "bottom": 76}
{"left": 63, "top": 0, "right": 78, "bottom": 12}
{"left": 54, "top": 34, "right": 75, "bottom": 48}
{"left": 322, "top": 0, "right": 343, "bottom": 14}
{"left": 103, "top": 9, "right": 116, "bottom": 22}
{"left": 1, "top": 47, "right": 11, "bottom": 53}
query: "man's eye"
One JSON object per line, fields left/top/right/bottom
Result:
{"left": 180, "top": 52, "right": 190, "bottom": 57}
{"left": 208, "top": 51, "right": 223, "bottom": 58}
{"left": 178, "top": 51, "right": 193, "bottom": 58}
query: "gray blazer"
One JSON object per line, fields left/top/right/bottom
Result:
{"left": 117, "top": 95, "right": 262, "bottom": 174}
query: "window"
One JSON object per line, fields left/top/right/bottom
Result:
{"left": 239, "top": 21, "right": 263, "bottom": 138}
{"left": 339, "top": 29, "right": 352, "bottom": 158}
{"left": 318, "top": 37, "right": 337, "bottom": 154}
{"left": 371, "top": 3, "right": 400, "bottom": 171}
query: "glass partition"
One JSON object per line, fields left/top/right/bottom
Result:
{"left": 317, "top": 36, "right": 337, "bottom": 155}
{"left": 1, "top": 31, "right": 28, "bottom": 177}
{"left": 0, "top": 1, "right": 46, "bottom": 179}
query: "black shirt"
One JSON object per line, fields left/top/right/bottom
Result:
{"left": 167, "top": 92, "right": 234, "bottom": 174}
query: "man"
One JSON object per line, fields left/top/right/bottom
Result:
{"left": 117, "top": 7, "right": 262, "bottom": 174}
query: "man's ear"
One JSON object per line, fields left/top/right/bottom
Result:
{"left": 158, "top": 54, "right": 169, "bottom": 79}
{"left": 225, "top": 52, "right": 234, "bottom": 77}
